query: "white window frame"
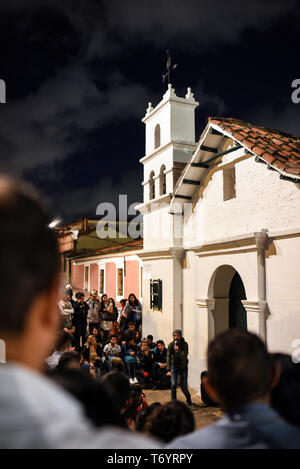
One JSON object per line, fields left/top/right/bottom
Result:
{"left": 98, "top": 264, "right": 106, "bottom": 295}
{"left": 84, "top": 264, "right": 90, "bottom": 292}
{"left": 116, "top": 266, "right": 124, "bottom": 302}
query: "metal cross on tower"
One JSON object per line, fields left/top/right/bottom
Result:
{"left": 162, "top": 50, "right": 177, "bottom": 85}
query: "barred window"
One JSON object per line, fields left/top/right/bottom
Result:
{"left": 84, "top": 266, "right": 89, "bottom": 291}
{"left": 117, "top": 268, "right": 124, "bottom": 297}
{"left": 150, "top": 279, "right": 162, "bottom": 311}
{"left": 99, "top": 269, "right": 105, "bottom": 294}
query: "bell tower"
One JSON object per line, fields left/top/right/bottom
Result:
{"left": 136, "top": 84, "right": 198, "bottom": 250}
{"left": 136, "top": 84, "right": 198, "bottom": 340}
{"left": 140, "top": 84, "right": 199, "bottom": 205}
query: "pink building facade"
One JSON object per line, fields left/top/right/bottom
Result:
{"left": 72, "top": 252, "right": 143, "bottom": 305}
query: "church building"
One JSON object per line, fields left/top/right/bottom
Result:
{"left": 136, "top": 84, "right": 300, "bottom": 391}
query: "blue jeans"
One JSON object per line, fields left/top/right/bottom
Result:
{"left": 171, "top": 366, "right": 191, "bottom": 402}
{"left": 126, "top": 362, "right": 137, "bottom": 379}
{"left": 107, "top": 356, "right": 116, "bottom": 371}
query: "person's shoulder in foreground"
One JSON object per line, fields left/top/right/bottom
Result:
{"left": 167, "top": 329, "right": 300, "bottom": 449}
{"left": 0, "top": 362, "right": 160, "bottom": 449}
{"left": 0, "top": 177, "right": 160, "bottom": 449}
{"left": 167, "top": 402, "right": 300, "bottom": 449}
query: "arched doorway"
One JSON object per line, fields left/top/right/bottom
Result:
{"left": 229, "top": 271, "right": 247, "bottom": 330}
{"left": 207, "top": 264, "right": 247, "bottom": 336}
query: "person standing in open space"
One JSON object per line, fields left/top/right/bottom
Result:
{"left": 166, "top": 329, "right": 192, "bottom": 406}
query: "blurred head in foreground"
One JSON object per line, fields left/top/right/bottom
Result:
{"left": 146, "top": 400, "right": 194, "bottom": 443}
{"left": 49, "top": 368, "right": 122, "bottom": 428}
{"left": 270, "top": 353, "right": 300, "bottom": 428}
{"left": 0, "top": 175, "right": 60, "bottom": 371}
{"left": 202, "top": 329, "right": 280, "bottom": 412}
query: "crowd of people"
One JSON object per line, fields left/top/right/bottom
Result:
{"left": 45, "top": 320, "right": 300, "bottom": 448}
{"left": 0, "top": 176, "right": 300, "bottom": 449}
{"left": 53, "top": 287, "right": 172, "bottom": 389}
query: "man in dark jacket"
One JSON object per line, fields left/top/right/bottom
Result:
{"left": 166, "top": 329, "right": 192, "bottom": 405}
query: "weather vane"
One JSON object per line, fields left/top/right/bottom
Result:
{"left": 162, "top": 50, "right": 177, "bottom": 85}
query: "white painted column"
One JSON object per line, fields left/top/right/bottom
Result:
{"left": 255, "top": 230, "right": 268, "bottom": 342}
{"left": 195, "top": 298, "right": 215, "bottom": 352}
{"left": 241, "top": 300, "right": 261, "bottom": 336}
{"left": 170, "top": 247, "right": 184, "bottom": 331}
{"left": 195, "top": 298, "right": 215, "bottom": 397}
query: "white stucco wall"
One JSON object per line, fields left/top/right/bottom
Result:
{"left": 143, "top": 207, "right": 175, "bottom": 250}
{"left": 180, "top": 151, "right": 300, "bottom": 391}
{"left": 141, "top": 258, "right": 176, "bottom": 345}
{"left": 184, "top": 152, "right": 300, "bottom": 244}
{"left": 265, "top": 235, "right": 300, "bottom": 355}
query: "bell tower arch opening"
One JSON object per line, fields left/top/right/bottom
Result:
{"left": 154, "top": 124, "right": 161, "bottom": 149}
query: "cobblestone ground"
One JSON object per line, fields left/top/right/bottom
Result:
{"left": 144, "top": 387, "right": 223, "bottom": 429}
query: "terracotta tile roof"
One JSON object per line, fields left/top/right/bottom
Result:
{"left": 209, "top": 117, "right": 300, "bottom": 178}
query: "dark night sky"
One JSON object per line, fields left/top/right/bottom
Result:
{"left": 0, "top": 0, "right": 299, "bottom": 222}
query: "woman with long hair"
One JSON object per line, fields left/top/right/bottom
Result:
{"left": 82, "top": 335, "right": 103, "bottom": 377}
{"left": 128, "top": 294, "right": 142, "bottom": 331}
{"left": 82, "top": 335, "right": 102, "bottom": 363}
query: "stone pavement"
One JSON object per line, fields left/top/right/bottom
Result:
{"left": 144, "top": 386, "right": 223, "bottom": 430}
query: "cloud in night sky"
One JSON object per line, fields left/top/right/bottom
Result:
{"left": 0, "top": 65, "right": 150, "bottom": 173}
{"left": 0, "top": 0, "right": 298, "bottom": 219}
{"left": 1, "top": 0, "right": 295, "bottom": 56}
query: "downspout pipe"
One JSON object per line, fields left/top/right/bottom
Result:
{"left": 255, "top": 230, "right": 268, "bottom": 343}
